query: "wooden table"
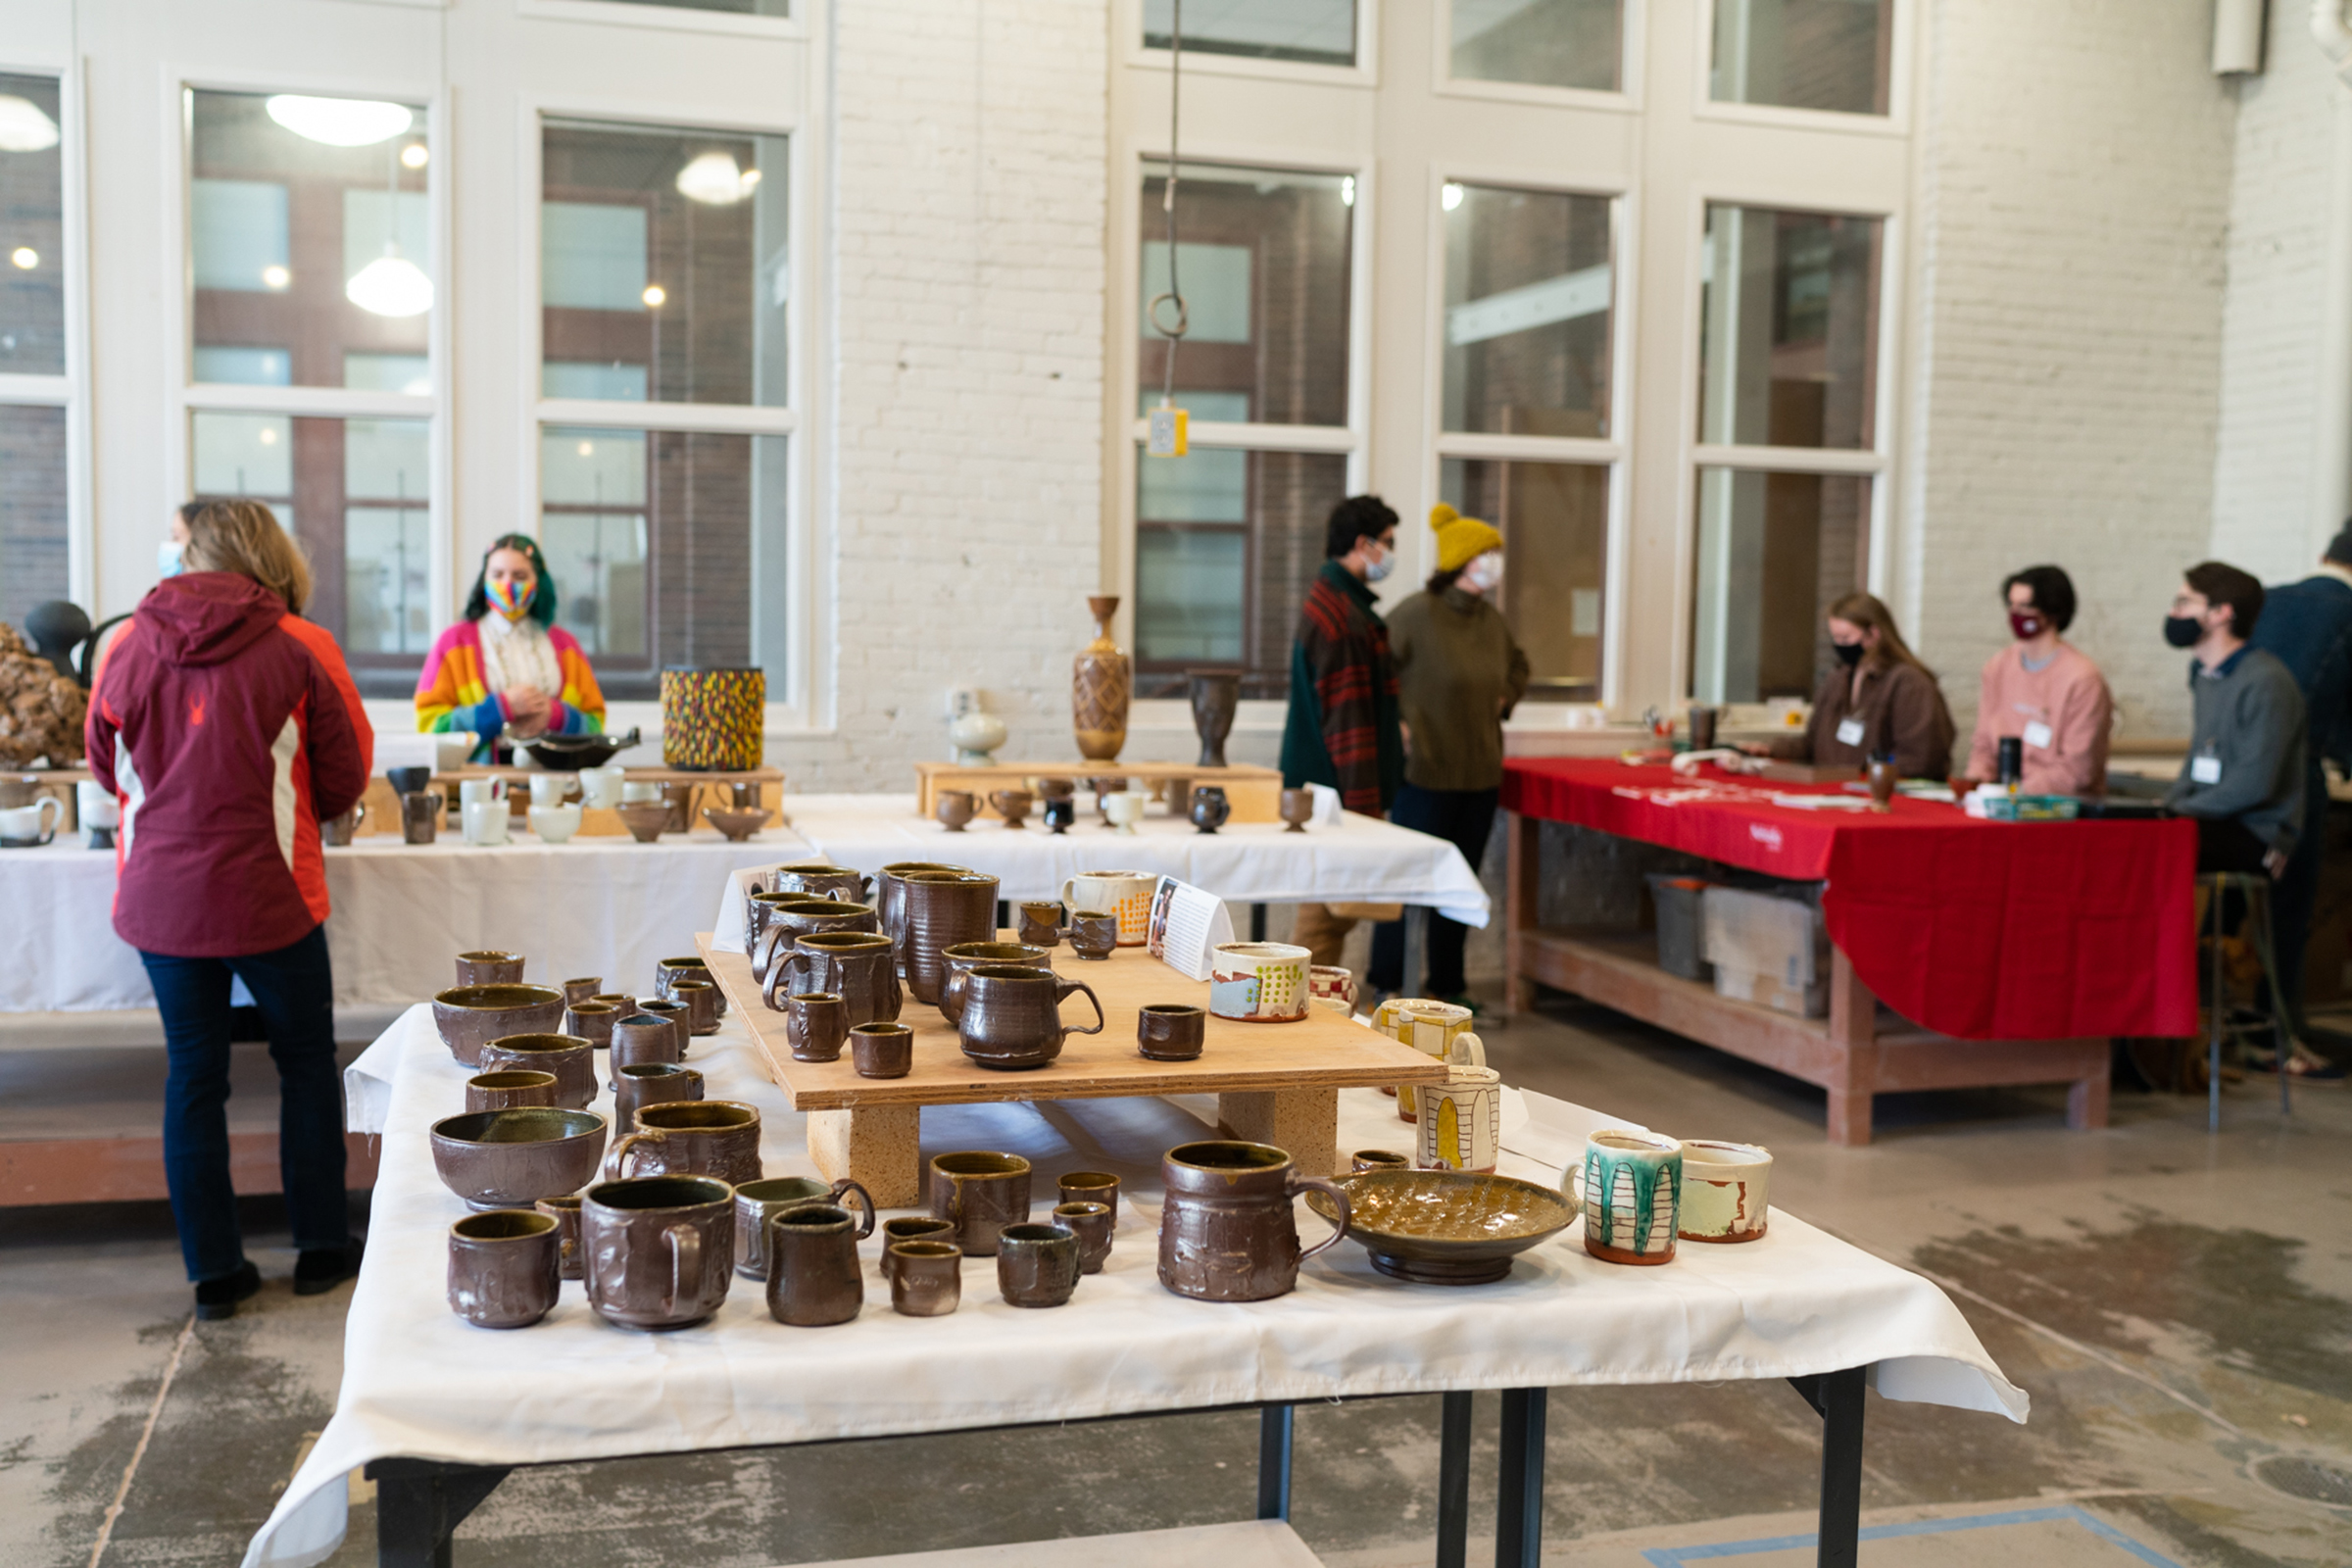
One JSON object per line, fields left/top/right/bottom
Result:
{"left": 698, "top": 934, "right": 1448, "bottom": 1203}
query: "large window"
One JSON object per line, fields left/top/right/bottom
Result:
{"left": 1133, "top": 161, "right": 1354, "bottom": 698}
{"left": 1710, "top": 0, "right": 1893, "bottom": 117}
{"left": 1141, "top": 0, "right": 1356, "bottom": 69}
{"left": 184, "top": 87, "right": 437, "bottom": 692}
{"left": 1, "top": 73, "right": 69, "bottom": 629}
{"left": 536, "top": 119, "right": 794, "bottom": 701}
{"left": 1690, "top": 470, "right": 1869, "bottom": 703}
{"left": 1448, "top": 0, "right": 1624, "bottom": 94}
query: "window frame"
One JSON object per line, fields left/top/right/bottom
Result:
{"left": 1691, "top": 0, "right": 1913, "bottom": 137}
{"left": 1120, "top": 0, "right": 1384, "bottom": 90}
{"left": 516, "top": 0, "right": 808, "bottom": 43}
{"left": 1430, "top": 0, "right": 1646, "bottom": 114}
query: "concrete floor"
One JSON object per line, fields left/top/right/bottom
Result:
{"left": 6, "top": 995, "right": 2350, "bottom": 1568}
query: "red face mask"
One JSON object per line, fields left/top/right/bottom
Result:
{"left": 2009, "top": 611, "right": 2046, "bottom": 641}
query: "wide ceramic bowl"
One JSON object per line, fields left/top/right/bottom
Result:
{"left": 1305, "top": 1168, "right": 1576, "bottom": 1286}
{"left": 524, "top": 726, "right": 641, "bottom": 771}
{"left": 615, "top": 803, "right": 670, "bottom": 844}
{"left": 703, "top": 806, "right": 773, "bottom": 842}
{"left": 432, "top": 984, "right": 566, "bottom": 1067}
{"left": 429, "top": 1107, "right": 609, "bottom": 1210}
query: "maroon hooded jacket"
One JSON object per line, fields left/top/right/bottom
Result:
{"left": 84, "top": 573, "right": 374, "bottom": 957}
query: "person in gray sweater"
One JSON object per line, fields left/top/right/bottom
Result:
{"left": 2163, "top": 561, "right": 2308, "bottom": 877}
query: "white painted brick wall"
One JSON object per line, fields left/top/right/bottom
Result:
{"left": 776, "top": 0, "right": 1108, "bottom": 789}
{"left": 1906, "top": 0, "right": 2235, "bottom": 745}
{"left": 2212, "top": 0, "right": 2343, "bottom": 580}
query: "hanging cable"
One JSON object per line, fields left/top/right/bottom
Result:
{"left": 1147, "top": 0, "right": 1187, "bottom": 407}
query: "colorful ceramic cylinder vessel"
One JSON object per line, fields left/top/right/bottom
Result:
{"left": 1676, "top": 1140, "right": 1772, "bottom": 1244}
{"left": 1208, "top": 942, "right": 1310, "bottom": 1023}
{"left": 661, "top": 665, "right": 765, "bottom": 770}
{"left": 1578, "top": 1129, "right": 1683, "bottom": 1266}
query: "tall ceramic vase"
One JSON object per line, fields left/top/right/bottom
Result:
{"left": 1072, "top": 596, "right": 1130, "bottom": 762}
{"left": 1188, "top": 670, "right": 1239, "bottom": 768}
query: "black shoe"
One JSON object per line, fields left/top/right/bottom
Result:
{"left": 194, "top": 1260, "right": 262, "bottom": 1321}
{"left": 294, "top": 1238, "right": 365, "bottom": 1297}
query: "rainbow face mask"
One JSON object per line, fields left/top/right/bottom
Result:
{"left": 485, "top": 575, "right": 535, "bottom": 620}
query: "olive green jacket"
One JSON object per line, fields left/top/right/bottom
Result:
{"left": 1388, "top": 586, "right": 1531, "bottom": 793}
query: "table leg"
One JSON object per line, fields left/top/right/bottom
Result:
{"left": 1504, "top": 812, "right": 1538, "bottom": 1015}
{"left": 2068, "top": 1048, "right": 2112, "bottom": 1130}
{"left": 1217, "top": 1087, "right": 1340, "bottom": 1179}
{"left": 1437, "top": 1389, "right": 1474, "bottom": 1568}
{"left": 808, "top": 1103, "right": 923, "bottom": 1207}
{"left": 1824, "top": 951, "right": 1877, "bottom": 1147}
{"left": 1494, "top": 1388, "right": 1545, "bottom": 1568}
{"left": 1250, "top": 903, "right": 1268, "bottom": 942}
{"left": 368, "top": 1458, "right": 511, "bottom": 1568}
{"left": 1788, "top": 1367, "right": 1866, "bottom": 1568}
{"left": 1256, "top": 1402, "right": 1294, "bottom": 1521}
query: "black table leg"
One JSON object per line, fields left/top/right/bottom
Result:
{"left": 1257, "top": 1402, "right": 1295, "bottom": 1520}
{"left": 1494, "top": 1388, "right": 1545, "bottom": 1568}
{"left": 1437, "top": 1389, "right": 1474, "bottom": 1568}
{"left": 368, "top": 1458, "right": 511, "bottom": 1568}
{"left": 1788, "top": 1367, "right": 1866, "bottom": 1568}
{"left": 1250, "top": 903, "right": 1268, "bottom": 942}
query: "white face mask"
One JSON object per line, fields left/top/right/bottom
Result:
{"left": 1362, "top": 543, "right": 1395, "bottom": 583}
{"left": 158, "top": 539, "right": 185, "bottom": 578}
{"left": 1462, "top": 551, "right": 1504, "bottom": 592}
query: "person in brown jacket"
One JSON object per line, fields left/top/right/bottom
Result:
{"left": 1752, "top": 591, "right": 1955, "bottom": 778}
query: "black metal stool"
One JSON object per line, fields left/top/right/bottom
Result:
{"left": 2197, "top": 871, "right": 2294, "bottom": 1130}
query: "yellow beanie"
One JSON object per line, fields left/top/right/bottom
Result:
{"left": 1429, "top": 504, "right": 1503, "bottom": 573}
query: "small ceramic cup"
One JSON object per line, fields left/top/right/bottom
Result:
{"left": 1056, "top": 1170, "right": 1119, "bottom": 1221}
{"left": 1415, "top": 1064, "right": 1502, "bottom": 1174}
{"left": 889, "top": 1241, "right": 963, "bottom": 1317}
{"left": 1136, "top": 1003, "right": 1205, "bottom": 1060}
{"left": 1577, "top": 1129, "right": 1684, "bottom": 1266}
{"left": 1017, "top": 901, "right": 1063, "bottom": 948}
{"left": 851, "top": 1022, "right": 914, "bottom": 1079}
{"left": 447, "top": 1209, "right": 561, "bottom": 1329}
{"left": 1208, "top": 942, "right": 1311, "bottom": 1023}
{"left": 995, "top": 1222, "right": 1080, "bottom": 1307}
{"left": 733, "top": 1175, "right": 874, "bottom": 1280}
{"left": 533, "top": 1194, "right": 585, "bottom": 1281}
{"left": 592, "top": 992, "right": 639, "bottom": 1017}
{"left": 612, "top": 1062, "right": 703, "bottom": 1130}
{"left": 786, "top": 991, "right": 850, "bottom": 1062}
{"left": 1676, "top": 1140, "right": 1772, "bottom": 1244}
{"left": 1351, "top": 1149, "right": 1410, "bottom": 1174}
{"left": 880, "top": 1215, "right": 957, "bottom": 1281}
{"left": 669, "top": 979, "right": 722, "bottom": 1038}
{"left": 563, "top": 1001, "right": 620, "bottom": 1051}
{"left": 610, "top": 1011, "right": 685, "bottom": 1086}
{"left": 936, "top": 791, "right": 977, "bottom": 832}
{"left": 561, "top": 977, "right": 604, "bottom": 1006}
{"left": 1052, "top": 1200, "right": 1113, "bottom": 1275}
{"left": 456, "top": 951, "right": 527, "bottom": 987}
{"left": 1309, "top": 965, "right": 1357, "bottom": 1011}
{"left": 466, "top": 1069, "right": 563, "bottom": 1113}
{"left": 1066, "top": 910, "right": 1118, "bottom": 960}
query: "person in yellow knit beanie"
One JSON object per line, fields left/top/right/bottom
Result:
{"left": 1367, "top": 504, "right": 1528, "bottom": 1011}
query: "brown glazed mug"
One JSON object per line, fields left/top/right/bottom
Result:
{"left": 668, "top": 979, "right": 722, "bottom": 1038}
{"left": 1066, "top": 911, "right": 1117, "bottom": 960}
{"left": 401, "top": 790, "right": 442, "bottom": 843}
{"left": 561, "top": 976, "right": 604, "bottom": 1006}
{"left": 632, "top": 997, "right": 686, "bottom": 1043}
{"left": 989, "top": 789, "right": 1034, "bottom": 828}
{"left": 1057, "top": 1170, "right": 1119, "bottom": 1220}
{"left": 613, "top": 1062, "right": 703, "bottom": 1130}
{"left": 996, "top": 1222, "right": 1080, "bottom": 1307}
{"left": 734, "top": 1176, "right": 874, "bottom": 1280}
{"left": 776, "top": 932, "right": 902, "bottom": 1029}
{"left": 750, "top": 898, "right": 880, "bottom": 985}
{"left": 1137, "top": 1004, "right": 1205, "bottom": 1061}
{"left": 610, "top": 1011, "right": 685, "bottom": 1085}
{"left": 765, "top": 1200, "right": 875, "bottom": 1327}
{"left": 581, "top": 1175, "right": 735, "bottom": 1331}
{"left": 476, "top": 1034, "right": 597, "bottom": 1110}
{"left": 605, "top": 1101, "right": 764, "bottom": 1188}
{"left": 456, "top": 950, "right": 526, "bottom": 987}
{"left": 592, "top": 991, "right": 638, "bottom": 1016}
{"left": 656, "top": 956, "right": 726, "bottom": 1015}
{"left": 466, "top": 1069, "right": 562, "bottom": 1113}
{"left": 955, "top": 966, "right": 1104, "bottom": 1071}
{"left": 936, "top": 942, "right": 1053, "bottom": 1026}
{"left": 1157, "top": 1141, "right": 1351, "bottom": 1302}
{"left": 433, "top": 985, "right": 567, "bottom": 1067}
{"left": 928, "top": 1151, "right": 1032, "bottom": 1256}
{"left": 785, "top": 991, "right": 850, "bottom": 1062}
{"left": 880, "top": 1215, "right": 956, "bottom": 1280}
{"left": 850, "top": 1022, "right": 914, "bottom": 1079}
{"left": 875, "top": 861, "right": 969, "bottom": 971}
{"left": 899, "top": 869, "right": 1002, "bottom": 1005}
{"left": 935, "top": 790, "right": 978, "bottom": 832}
{"left": 1053, "top": 1200, "right": 1114, "bottom": 1275}
{"left": 534, "top": 1194, "right": 585, "bottom": 1281}
{"left": 563, "top": 1001, "right": 621, "bottom": 1050}
{"left": 767, "top": 860, "right": 874, "bottom": 905}
{"left": 447, "top": 1209, "right": 562, "bottom": 1330}
{"left": 1017, "top": 901, "right": 1063, "bottom": 948}
{"left": 1352, "top": 1149, "right": 1411, "bottom": 1174}
{"left": 889, "top": 1241, "right": 963, "bottom": 1317}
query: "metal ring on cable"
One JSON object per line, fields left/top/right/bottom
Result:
{"left": 1146, "top": 291, "right": 1190, "bottom": 340}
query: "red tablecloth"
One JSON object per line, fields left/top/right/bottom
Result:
{"left": 1501, "top": 758, "right": 2197, "bottom": 1041}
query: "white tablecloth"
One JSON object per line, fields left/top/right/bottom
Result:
{"left": 0, "top": 833, "right": 797, "bottom": 1014}
{"left": 252, "top": 1002, "right": 2025, "bottom": 1568}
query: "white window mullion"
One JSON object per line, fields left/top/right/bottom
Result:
{"left": 1690, "top": 442, "right": 1885, "bottom": 477}
{"left": 536, "top": 399, "right": 798, "bottom": 437}
{"left": 1129, "top": 418, "right": 1353, "bottom": 455}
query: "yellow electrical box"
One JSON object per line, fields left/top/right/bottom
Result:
{"left": 1146, "top": 404, "right": 1189, "bottom": 458}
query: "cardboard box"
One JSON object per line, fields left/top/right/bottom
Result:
{"left": 1702, "top": 885, "right": 1828, "bottom": 1017}
{"left": 1712, "top": 964, "right": 1829, "bottom": 1018}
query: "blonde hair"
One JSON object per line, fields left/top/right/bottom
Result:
{"left": 1826, "top": 591, "right": 1933, "bottom": 679}
{"left": 183, "top": 499, "right": 313, "bottom": 613}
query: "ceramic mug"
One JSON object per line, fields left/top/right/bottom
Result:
{"left": 401, "top": 790, "right": 442, "bottom": 844}
{"left": 610, "top": 1011, "right": 685, "bottom": 1082}
{"left": 458, "top": 777, "right": 509, "bottom": 813}
{"left": 1677, "top": 1140, "right": 1772, "bottom": 1244}
{"left": 898, "top": 869, "right": 1002, "bottom": 1004}
{"left": 767, "top": 861, "right": 874, "bottom": 905}
{"left": 734, "top": 1175, "right": 873, "bottom": 1280}
{"left": 462, "top": 799, "right": 510, "bottom": 847}
{"left": 577, "top": 764, "right": 627, "bottom": 810}
{"left": 928, "top": 1151, "right": 1032, "bottom": 1256}
{"left": 667, "top": 979, "right": 721, "bottom": 1037}
{"left": 766, "top": 1201, "right": 877, "bottom": 1326}
{"left": 76, "top": 779, "right": 120, "bottom": 837}
{"left": 581, "top": 1175, "right": 735, "bottom": 1331}
{"left": 1059, "top": 870, "right": 1158, "bottom": 947}
{"left": 874, "top": 862, "right": 969, "bottom": 970}
{"left": 954, "top": 965, "right": 1104, "bottom": 1071}
{"left": 1308, "top": 965, "right": 1357, "bottom": 1013}
{"left": 1415, "top": 1053, "right": 1501, "bottom": 1175}
{"left": 529, "top": 804, "right": 582, "bottom": 844}
{"left": 1157, "top": 1140, "right": 1349, "bottom": 1303}
{"left": 777, "top": 932, "right": 903, "bottom": 1029}
{"left": 605, "top": 1101, "right": 764, "bottom": 1188}
{"left": 446, "top": 1209, "right": 562, "bottom": 1330}
{"left": 321, "top": 802, "right": 367, "bottom": 846}
{"left": 785, "top": 991, "right": 850, "bottom": 1062}
{"left": 612, "top": 1062, "right": 703, "bottom": 1130}
{"left": 0, "top": 795, "right": 64, "bottom": 847}
{"left": 656, "top": 956, "right": 726, "bottom": 1017}
{"left": 1576, "top": 1129, "right": 1683, "bottom": 1266}
{"left": 1373, "top": 998, "right": 1475, "bottom": 1122}
{"left": 1207, "top": 942, "right": 1311, "bottom": 1023}
{"left": 936, "top": 941, "right": 1053, "bottom": 1026}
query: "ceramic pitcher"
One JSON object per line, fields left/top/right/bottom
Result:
{"left": 775, "top": 931, "right": 903, "bottom": 1027}
{"left": 936, "top": 942, "right": 1053, "bottom": 1025}
{"left": 1156, "top": 1141, "right": 1351, "bottom": 1302}
{"left": 955, "top": 965, "right": 1104, "bottom": 1070}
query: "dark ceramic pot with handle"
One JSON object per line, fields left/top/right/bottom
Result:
{"left": 581, "top": 1175, "right": 735, "bottom": 1331}
{"left": 1157, "top": 1140, "right": 1350, "bottom": 1302}
{"left": 954, "top": 965, "right": 1104, "bottom": 1070}
{"left": 936, "top": 941, "right": 1053, "bottom": 1025}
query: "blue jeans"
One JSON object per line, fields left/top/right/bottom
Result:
{"left": 1369, "top": 784, "right": 1500, "bottom": 998}
{"left": 140, "top": 924, "right": 349, "bottom": 1283}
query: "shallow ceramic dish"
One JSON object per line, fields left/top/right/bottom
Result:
{"left": 524, "top": 726, "right": 641, "bottom": 771}
{"left": 703, "top": 806, "right": 774, "bottom": 842}
{"left": 431, "top": 984, "right": 566, "bottom": 1067}
{"left": 1305, "top": 1168, "right": 1576, "bottom": 1286}
{"left": 429, "top": 1107, "right": 608, "bottom": 1210}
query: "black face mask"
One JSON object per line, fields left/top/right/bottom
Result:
{"left": 1832, "top": 641, "right": 1864, "bottom": 667}
{"left": 2163, "top": 614, "right": 2203, "bottom": 649}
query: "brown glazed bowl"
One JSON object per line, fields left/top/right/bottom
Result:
{"left": 431, "top": 985, "right": 567, "bottom": 1068}
{"left": 703, "top": 806, "right": 774, "bottom": 842}
{"left": 616, "top": 803, "right": 670, "bottom": 843}
{"left": 1304, "top": 1169, "right": 1576, "bottom": 1286}
{"left": 429, "top": 1107, "right": 609, "bottom": 1211}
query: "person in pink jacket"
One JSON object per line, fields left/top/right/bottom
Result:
{"left": 1961, "top": 564, "right": 2113, "bottom": 795}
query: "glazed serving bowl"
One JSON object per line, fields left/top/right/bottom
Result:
{"left": 1305, "top": 1169, "right": 1577, "bottom": 1286}
{"left": 432, "top": 984, "right": 567, "bottom": 1067}
{"left": 525, "top": 727, "right": 641, "bottom": 771}
{"left": 615, "top": 803, "right": 670, "bottom": 844}
{"left": 704, "top": 807, "right": 773, "bottom": 842}
{"left": 429, "top": 1107, "right": 609, "bottom": 1210}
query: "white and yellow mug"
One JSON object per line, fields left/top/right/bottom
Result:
{"left": 1676, "top": 1140, "right": 1771, "bottom": 1244}
{"left": 1061, "top": 869, "right": 1159, "bottom": 947}
{"left": 1207, "top": 941, "right": 1311, "bottom": 1022}
{"left": 1373, "top": 998, "right": 1476, "bottom": 1121}
{"left": 1414, "top": 1035, "right": 1497, "bottom": 1173}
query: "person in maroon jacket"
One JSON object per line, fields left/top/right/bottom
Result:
{"left": 86, "top": 500, "right": 375, "bottom": 1320}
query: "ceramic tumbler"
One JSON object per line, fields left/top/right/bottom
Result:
{"left": 880, "top": 1215, "right": 957, "bottom": 1281}
{"left": 1017, "top": 901, "right": 1063, "bottom": 947}
{"left": 475, "top": 1034, "right": 597, "bottom": 1110}
{"left": 1207, "top": 943, "right": 1310, "bottom": 1023}
{"left": 656, "top": 956, "right": 725, "bottom": 1016}
{"left": 564, "top": 1001, "right": 621, "bottom": 1051}
{"left": 466, "top": 1069, "right": 562, "bottom": 1113}
{"left": 899, "top": 869, "right": 1002, "bottom": 1004}
{"left": 462, "top": 800, "right": 510, "bottom": 846}
{"left": 447, "top": 1209, "right": 562, "bottom": 1330}
{"left": 889, "top": 1241, "right": 963, "bottom": 1316}
{"left": 765, "top": 1201, "right": 875, "bottom": 1327}
{"left": 1577, "top": 1129, "right": 1683, "bottom": 1266}
{"left": 1352, "top": 1149, "right": 1411, "bottom": 1174}
{"left": 667, "top": 979, "right": 721, "bottom": 1037}
{"left": 1308, "top": 966, "right": 1357, "bottom": 1013}
{"left": 1058, "top": 869, "right": 1157, "bottom": 947}
{"left": 996, "top": 1222, "right": 1080, "bottom": 1307}
{"left": 562, "top": 977, "right": 604, "bottom": 1006}
{"left": 1056, "top": 1170, "right": 1119, "bottom": 1221}
{"left": 593, "top": 992, "right": 639, "bottom": 1016}
{"left": 1415, "top": 1064, "right": 1502, "bottom": 1174}
{"left": 581, "top": 1175, "right": 735, "bottom": 1331}
{"left": 928, "top": 1151, "right": 1032, "bottom": 1256}
{"left": 610, "top": 1011, "right": 685, "bottom": 1084}
{"left": 875, "top": 862, "right": 968, "bottom": 970}
{"left": 534, "top": 1194, "right": 585, "bottom": 1281}
{"left": 1053, "top": 1200, "right": 1113, "bottom": 1275}
{"left": 785, "top": 991, "right": 850, "bottom": 1061}
{"left": 401, "top": 790, "right": 442, "bottom": 843}
{"left": 1157, "top": 1141, "right": 1349, "bottom": 1302}
{"left": 1136, "top": 1003, "right": 1205, "bottom": 1060}
{"left": 1676, "top": 1140, "right": 1772, "bottom": 1244}
{"left": 456, "top": 951, "right": 527, "bottom": 987}
{"left": 851, "top": 1022, "right": 914, "bottom": 1079}
{"left": 734, "top": 1176, "right": 874, "bottom": 1280}
{"left": 1066, "top": 911, "right": 1117, "bottom": 960}
{"left": 612, "top": 1062, "right": 703, "bottom": 1130}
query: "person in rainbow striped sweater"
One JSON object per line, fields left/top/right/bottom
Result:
{"left": 415, "top": 533, "right": 605, "bottom": 760}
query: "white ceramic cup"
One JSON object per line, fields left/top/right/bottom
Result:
{"left": 1207, "top": 941, "right": 1312, "bottom": 1022}
{"left": 458, "top": 777, "right": 508, "bottom": 813}
{"left": 0, "top": 797, "right": 62, "bottom": 847}
{"left": 463, "top": 799, "right": 511, "bottom": 846}
{"left": 1102, "top": 792, "right": 1147, "bottom": 836}
{"left": 75, "top": 779, "right": 120, "bottom": 831}
{"left": 619, "top": 780, "right": 661, "bottom": 806}
{"left": 578, "top": 765, "right": 626, "bottom": 810}
{"left": 1376, "top": 999, "right": 1477, "bottom": 1122}
{"left": 1061, "top": 868, "right": 1159, "bottom": 945}
{"left": 529, "top": 804, "right": 583, "bottom": 845}
{"left": 1574, "top": 1129, "right": 1683, "bottom": 1265}
{"left": 1676, "top": 1140, "right": 1772, "bottom": 1244}
{"left": 1415, "top": 1062, "right": 1501, "bottom": 1174}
